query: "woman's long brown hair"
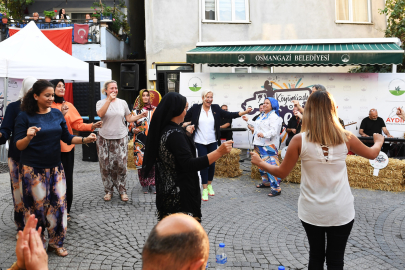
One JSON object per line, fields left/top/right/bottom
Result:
{"left": 301, "top": 91, "right": 350, "bottom": 146}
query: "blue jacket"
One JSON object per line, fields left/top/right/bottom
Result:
{"left": 184, "top": 104, "right": 240, "bottom": 145}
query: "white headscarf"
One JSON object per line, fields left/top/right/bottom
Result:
{"left": 18, "top": 77, "right": 37, "bottom": 100}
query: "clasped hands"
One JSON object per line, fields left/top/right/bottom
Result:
{"left": 15, "top": 214, "right": 48, "bottom": 270}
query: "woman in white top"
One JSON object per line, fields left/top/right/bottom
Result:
{"left": 242, "top": 97, "right": 282, "bottom": 197}
{"left": 251, "top": 91, "right": 383, "bottom": 269}
{"left": 96, "top": 80, "right": 147, "bottom": 202}
{"left": 184, "top": 90, "right": 251, "bottom": 201}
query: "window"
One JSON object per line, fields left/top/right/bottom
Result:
{"left": 336, "top": 0, "right": 371, "bottom": 23}
{"left": 203, "top": 0, "right": 249, "bottom": 22}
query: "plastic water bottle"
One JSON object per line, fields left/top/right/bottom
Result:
{"left": 215, "top": 243, "right": 227, "bottom": 269}
{"left": 246, "top": 149, "right": 250, "bottom": 158}
{"left": 278, "top": 266, "right": 285, "bottom": 270}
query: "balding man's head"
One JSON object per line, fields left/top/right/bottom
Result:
{"left": 369, "top": 109, "right": 378, "bottom": 120}
{"left": 142, "top": 214, "right": 209, "bottom": 270}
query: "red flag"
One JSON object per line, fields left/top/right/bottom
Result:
{"left": 74, "top": 24, "right": 89, "bottom": 44}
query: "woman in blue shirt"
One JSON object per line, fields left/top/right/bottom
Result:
{"left": 0, "top": 76, "right": 36, "bottom": 236}
{"left": 14, "top": 80, "right": 97, "bottom": 257}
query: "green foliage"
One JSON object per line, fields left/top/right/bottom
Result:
{"left": 0, "top": 3, "right": 10, "bottom": 18}
{"left": 349, "top": 0, "right": 405, "bottom": 73}
{"left": 43, "top": 10, "right": 56, "bottom": 18}
{"left": 1, "top": 0, "right": 34, "bottom": 20}
{"left": 91, "top": 0, "right": 131, "bottom": 36}
{"left": 91, "top": 12, "right": 100, "bottom": 19}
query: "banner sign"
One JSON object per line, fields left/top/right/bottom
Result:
{"left": 180, "top": 73, "right": 405, "bottom": 149}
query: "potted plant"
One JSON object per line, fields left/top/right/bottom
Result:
{"left": 92, "top": 12, "right": 100, "bottom": 23}
{"left": 1, "top": 11, "right": 9, "bottom": 24}
{"left": 43, "top": 10, "right": 56, "bottom": 22}
{"left": 91, "top": 2, "right": 113, "bottom": 21}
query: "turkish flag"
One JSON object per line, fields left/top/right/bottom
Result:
{"left": 74, "top": 24, "right": 89, "bottom": 44}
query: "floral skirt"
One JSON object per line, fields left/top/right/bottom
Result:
{"left": 254, "top": 145, "right": 281, "bottom": 189}
{"left": 19, "top": 163, "right": 67, "bottom": 248}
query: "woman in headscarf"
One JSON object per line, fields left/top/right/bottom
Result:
{"left": 242, "top": 97, "right": 283, "bottom": 197}
{"left": 142, "top": 92, "right": 233, "bottom": 222}
{"left": 50, "top": 79, "right": 102, "bottom": 221}
{"left": 0, "top": 76, "right": 36, "bottom": 236}
{"left": 129, "top": 89, "right": 157, "bottom": 194}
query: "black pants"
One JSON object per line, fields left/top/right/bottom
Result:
{"left": 61, "top": 148, "right": 75, "bottom": 213}
{"left": 301, "top": 219, "right": 354, "bottom": 270}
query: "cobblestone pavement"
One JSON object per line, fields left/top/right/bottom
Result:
{"left": 0, "top": 148, "right": 405, "bottom": 269}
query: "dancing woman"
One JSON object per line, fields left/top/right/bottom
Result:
{"left": 14, "top": 80, "right": 97, "bottom": 256}
{"left": 143, "top": 92, "right": 233, "bottom": 222}
{"left": 129, "top": 89, "right": 157, "bottom": 194}
{"left": 50, "top": 79, "right": 102, "bottom": 221}
{"left": 96, "top": 80, "right": 147, "bottom": 202}
{"left": 185, "top": 89, "right": 251, "bottom": 201}
{"left": 0, "top": 77, "right": 36, "bottom": 235}
{"left": 242, "top": 97, "right": 283, "bottom": 197}
{"left": 251, "top": 91, "right": 383, "bottom": 269}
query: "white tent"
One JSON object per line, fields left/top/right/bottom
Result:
{"left": 0, "top": 21, "right": 111, "bottom": 81}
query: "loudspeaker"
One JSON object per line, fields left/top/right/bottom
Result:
{"left": 81, "top": 131, "right": 98, "bottom": 162}
{"left": 120, "top": 63, "right": 139, "bottom": 91}
{"left": 72, "top": 82, "right": 101, "bottom": 116}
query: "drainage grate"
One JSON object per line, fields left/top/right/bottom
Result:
{"left": 0, "top": 163, "right": 9, "bottom": 174}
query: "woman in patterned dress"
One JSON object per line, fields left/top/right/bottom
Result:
{"left": 242, "top": 97, "right": 283, "bottom": 197}
{"left": 129, "top": 89, "right": 157, "bottom": 194}
{"left": 14, "top": 80, "right": 97, "bottom": 257}
{"left": 142, "top": 92, "right": 233, "bottom": 222}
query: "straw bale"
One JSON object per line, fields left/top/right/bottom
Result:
{"left": 251, "top": 165, "right": 261, "bottom": 180}
{"left": 214, "top": 148, "right": 243, "bottom": 178}
{"left": 127, "top": 140, "right": 136, "bottom": 170}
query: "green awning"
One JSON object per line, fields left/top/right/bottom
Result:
{"left": 186, "top": 41, "right": 404, "bottom": 66}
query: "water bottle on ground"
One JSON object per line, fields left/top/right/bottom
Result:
{"left": 215, "top": 243, "right": 227, "bottom": 269}
{"left": 278, "top": 266, "right": 285, "bottom": 270}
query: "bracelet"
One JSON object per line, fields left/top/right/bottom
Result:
{"left": 82, "top": 137, "right": 84, "bottom": 143}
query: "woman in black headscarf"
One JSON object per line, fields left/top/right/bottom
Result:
{"left": 143, "top": 92, "right": 233, "bottom": 222}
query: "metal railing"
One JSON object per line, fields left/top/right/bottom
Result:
{"left": 0, "top": 20, "right": 102, "bottom": 44}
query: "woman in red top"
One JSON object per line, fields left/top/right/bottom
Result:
{"left": 50, "top": 79, "right": 102, "bottom": 221}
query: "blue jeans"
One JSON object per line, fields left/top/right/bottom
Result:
{"left": 195, "top": 142, "right": 217, "bottom": 185}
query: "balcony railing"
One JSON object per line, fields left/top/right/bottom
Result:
{"left": 0, "top": 20, "right": 102, "bottom": 44}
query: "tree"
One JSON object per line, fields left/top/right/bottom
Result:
{"left": 349, "top": 0, "right": 405, "bottom": 73}
{"left": 1, "top": 0, "right": 34, "bottom": 20}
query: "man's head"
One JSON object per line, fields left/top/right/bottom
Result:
{"left": 221, "top": 105, "right": 228, "bottom": 111}
{"left": 259, "top": 103, "right": 264, "bottom": 113}
{"left": 311, "top": 84, "right": 326, "bottom": 94}
{"left": 33, "top": 13, "right": 39, "bottom": 20}
{"left": 369, "top": 109, "right": 378, "bottom": 121}
{"left": 142, "top": 214, "right": 209, "bottom": 270}
{"left": 85, "top": 13, "right": 91, "bottom": 20}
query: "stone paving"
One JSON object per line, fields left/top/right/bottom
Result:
{"left": 0, "top": 147, "right": 404, "bottom": 269}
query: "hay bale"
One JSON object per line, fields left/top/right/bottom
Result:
{"left": 251, "top": 164, "right": 261, "bottom": 180}
{"left": 214, "top": 148, "right": 243, "bottom": 178}
{"left": 345, "top": 155, "right": 405, "bottom": 192}
{"left": 274, "top": 153, "right": 405, "bottom": 192}
{"left": 127, "top": 140, "right": 136, "bottom": 170}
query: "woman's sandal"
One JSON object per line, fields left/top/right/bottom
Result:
{"left": 268, "top": 189, "right": 281, "bottom": 197}
{"left": 48, "top": 246, "right": 68, "bottom": 257}
{"left": 256, "top": 183, "right": 271, "bottom": 188}
{"left": 103, "top": 193, "right": 112, "bottom": 201}
{"left": 120, "top": 193, "right": 129, "bottom": 202}
{"left": 67, "top": 213, "right": 71, "bottom": 221}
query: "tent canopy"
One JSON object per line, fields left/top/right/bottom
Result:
{"left": 186, "top": 38, "right": 404, "bottom": 67}
{"left": 0, "top": 21, "right": 111, "bottom": 81}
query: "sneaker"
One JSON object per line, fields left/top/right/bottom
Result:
{"left": 207, "top": 184, "right": 215, "bottom": 196}
{"left": 142, "top": 186, "right": 149, "bottom": 194}
{"left": 202, "top": 189, "right": 209, "bottom": 201}
{"left": 150, "top": 185, "right": 156, "bottom": 194}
